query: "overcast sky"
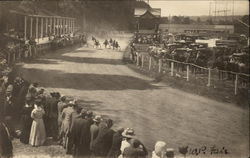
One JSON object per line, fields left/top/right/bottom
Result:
{"left": 149, "top": 0, "right": 249, "bottom": 16}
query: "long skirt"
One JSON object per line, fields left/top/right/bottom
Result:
{"left": 29, "top": 119, "right": 46, "bottom": 146}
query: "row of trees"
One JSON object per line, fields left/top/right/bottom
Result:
{"left": 159, "top": 15, "right": 249, "bottom": 36}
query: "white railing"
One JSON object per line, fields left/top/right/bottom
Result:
{"left": 131, "top": 52, "right": 249, "bottom": 95}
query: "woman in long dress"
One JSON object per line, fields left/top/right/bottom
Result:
{"left": 20, "top": 98, "right": 33, "bottom": 144}
{"left": 29, "top": 99, "right": 46, "bottom": 147}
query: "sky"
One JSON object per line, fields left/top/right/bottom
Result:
{"left": 149, "top": 0, "right": 249, "bottom": 16}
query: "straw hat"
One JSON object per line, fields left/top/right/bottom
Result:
{"left": 93, "top": 115, "right": 102, "bottom": 123}
{"left": 122, "top": 128, "right": 135, "bottom": 138}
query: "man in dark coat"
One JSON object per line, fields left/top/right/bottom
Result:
{"left": 92, "top": 119, "right": 115, "bottom": 157}
{"left": 123, "top": 139, "right": 148, "bottom": 158}
{"left": 0, "top": 119, "right": 13, "bottom": 158}
{"left": 46, "top": 92, "right": 59, "bottom": 140}
{"left": 108, "top": 127, "right": 124, "bottom": 158}
{"left": 71, "top": 109, "right": 91, "bottom": 157}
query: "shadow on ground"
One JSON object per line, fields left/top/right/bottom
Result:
{"left": 20, "top": 68, "right": 158, "bottom": 91}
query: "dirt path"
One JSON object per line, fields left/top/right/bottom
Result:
{"left": 16, "top": 44, "right": 249, "bottom": 157}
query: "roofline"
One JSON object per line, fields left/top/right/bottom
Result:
{"left": 9, "top": 10, "right": 75, "bottom": 20}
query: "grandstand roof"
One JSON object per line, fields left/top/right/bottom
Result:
{"left": 134, "top": 8, "right": 161, "bottom": 18}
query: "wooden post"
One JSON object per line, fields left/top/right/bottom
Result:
{"left": 41, "top": 17, "right": 43, "bottom": 38}
{"left": 53, "top": 17, "right": 56, "bottom": 35}
{"left": 171, "top": 62, "right": 174, "bottom": 76}
{"left": 35, "top": 17, "right": 38, "bottom": 40}
{"left": 136, "top": 53, "right": 140, "bottom": 66}
{"left": 73, "top": 19, "right": 75, "bottom": 33}
{"left": 45, "top": 18, "right": 48, "bottom": 36}
{"left": 24, "top": 16, "right": 27, "bottom": 40}
{"left": 207, "top": 68, "right": 211, "bottom": 87}
{"left": 234, "top": 73, "right": 238, "bottom": 95}
{"left": 65, "top": 19, "right": 67, "bottom": 34}
{"left": 186, "top": 65, "right": 189, "bottom": 81}
{"left": 149, "top": 56, "right": 152, "bottom": 70}
{"left": 30, "top": 17, "right": 33, "bottom": 39}
{"left": 158, "top": 59, "right": 162, "bottom": 73}
{"left": 141, "top": 54, "right": 144, "bottom": 68}
{"left": 50, "top": 18, "right": 52, "bottom": 35}
{"left": 66, "top": 19, "right": 69, "bottom": 34}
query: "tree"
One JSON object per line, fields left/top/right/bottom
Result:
{"left": 171, "top": 16, "right": 181, "bottom": 24}
{"left": 183, "top": 17, "right": 191, "bottom": 24}
{"left": 196, "top": 17, "right": 201, "bottom": 24}
{"left": 160, "top": 17, "right": 169, "bottom": 24}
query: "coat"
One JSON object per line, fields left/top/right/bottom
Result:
{"left": 61, "top": 106, "right": 74, "bottom": 135}
{"left": 20, "top": 105, "right": 33, "bottom": 144}
{"left": 90, "top": 123, "right": 99, "bottom": 150}
{"left": 0, "top": 122, "right": 13, "bottom": 157}
{"left": 123, "top": 146, "right": 147, "bottom": 158}
{"left": 29, "top": 106, "right": 46, "bottom": 146}
{"left": 57, "top": 101, "right": 67, "bottom": 126}
{"left": 71, "top": 116, "right": 92, "bottom": 156}
{"left": 92, "top": 126, "right": 114, "bottom": 156}
{"left": 108, "top": 132, "right": 123, "bottom": 157}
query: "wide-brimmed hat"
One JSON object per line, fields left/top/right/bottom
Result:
{"left": 6, "top": 85, "right": 13, "bottom": 93}
{"left": 68, "top": 100, "right": 76, "bottom": 105}
{"left": 35, "top": 97, "right": 42, "bottom": 103}
{"left": 93, "top": 115, "right": 102, "bottom": 122}
{"left": 122, "top": 128, "right": 135, "bottom": 138}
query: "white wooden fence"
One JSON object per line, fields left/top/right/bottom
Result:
{"left": 132, "top": 53, "right": 249, "bottom": 95}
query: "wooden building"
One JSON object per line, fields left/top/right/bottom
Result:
{"left": 134, "top": 8, "right": 161, "bottom": 33}
{"left": 3, "top": 9, "right": 76, "bottom": 44}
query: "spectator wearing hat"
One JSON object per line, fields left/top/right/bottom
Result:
{"left": 108, "top": 127, "right": 124, "bottom": 158}
{"left": 19, "top": 96, "right": 34, "bottom": 144}
{"left": 85, "top": 110, "right": 94, "bottom": 125}
{"left": 120, "top": 128, "right": 136, "bottom": 156}
{"left": 61, "top": 100, "right": 75, "bottom": 152}
{"left": 92, "top": 119, "right": 115, "bottom": 157}
{"left": 152, "top": 141, "right": 167, "bottom": 158}
{"left": 3, "top": 85, "right": 15, "bottom": 138}
{"left": 90, "top": 115, "right": 102, "bottom": 151}
{"left": 123, "top": 139, "right": 148, "bottom": 158}
{"left": 46, "top": 92, "right": 60, "bottom": 141}
{"left": 0, "top": 118, "right": 13, "bottom": 158}
{"left": 29, "top": 98, "right": 46, "bottom": 147}
{"left": 57, "top": 96, "right": 67, "bottom": 138}
{"left": 71, "top": 109, "right": 91, "bottom": 157}
{"left": 66, "top": 102, "right": 81, "bottom": 153}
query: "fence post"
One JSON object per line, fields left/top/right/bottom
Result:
{"left": 136, "top": 53, "right": 139, "bottom": 66}
{"left": 171, "top": 62, "right": 174, "bottom": 76}
{"left": 141, "top": 54, "right": 144, "bottom": 68}
{"left": 207, "top": 68, "right": 211, "bottom": 87}
{"left": 149, "top": 56, "right": 152, "bottom": 70}
{"left": 158, "top": 59, "right": 162, "bottom": 73}
{"left": 186, "top": 64, "right": 189, "bottom": 81}
{"left": 234, "top": 73, "right": 238, "bottom": 95}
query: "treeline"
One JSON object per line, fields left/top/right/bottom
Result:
{"left": 160, "top": 15, "right": 249, "bottom": 35}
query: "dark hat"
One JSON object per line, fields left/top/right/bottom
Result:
{"left": 35, "top": 97, "right": 42, "bottom": 103}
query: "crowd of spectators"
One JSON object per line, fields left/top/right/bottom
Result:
{"left": 0, "top": 73, "right": 176, "bottom": 158}
{"left": 133, "top": 34, "right": 161, "bottom": 44}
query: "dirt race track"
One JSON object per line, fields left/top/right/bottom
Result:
{"left": 15, "top": 39, "right": 249, "bottom": 158}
